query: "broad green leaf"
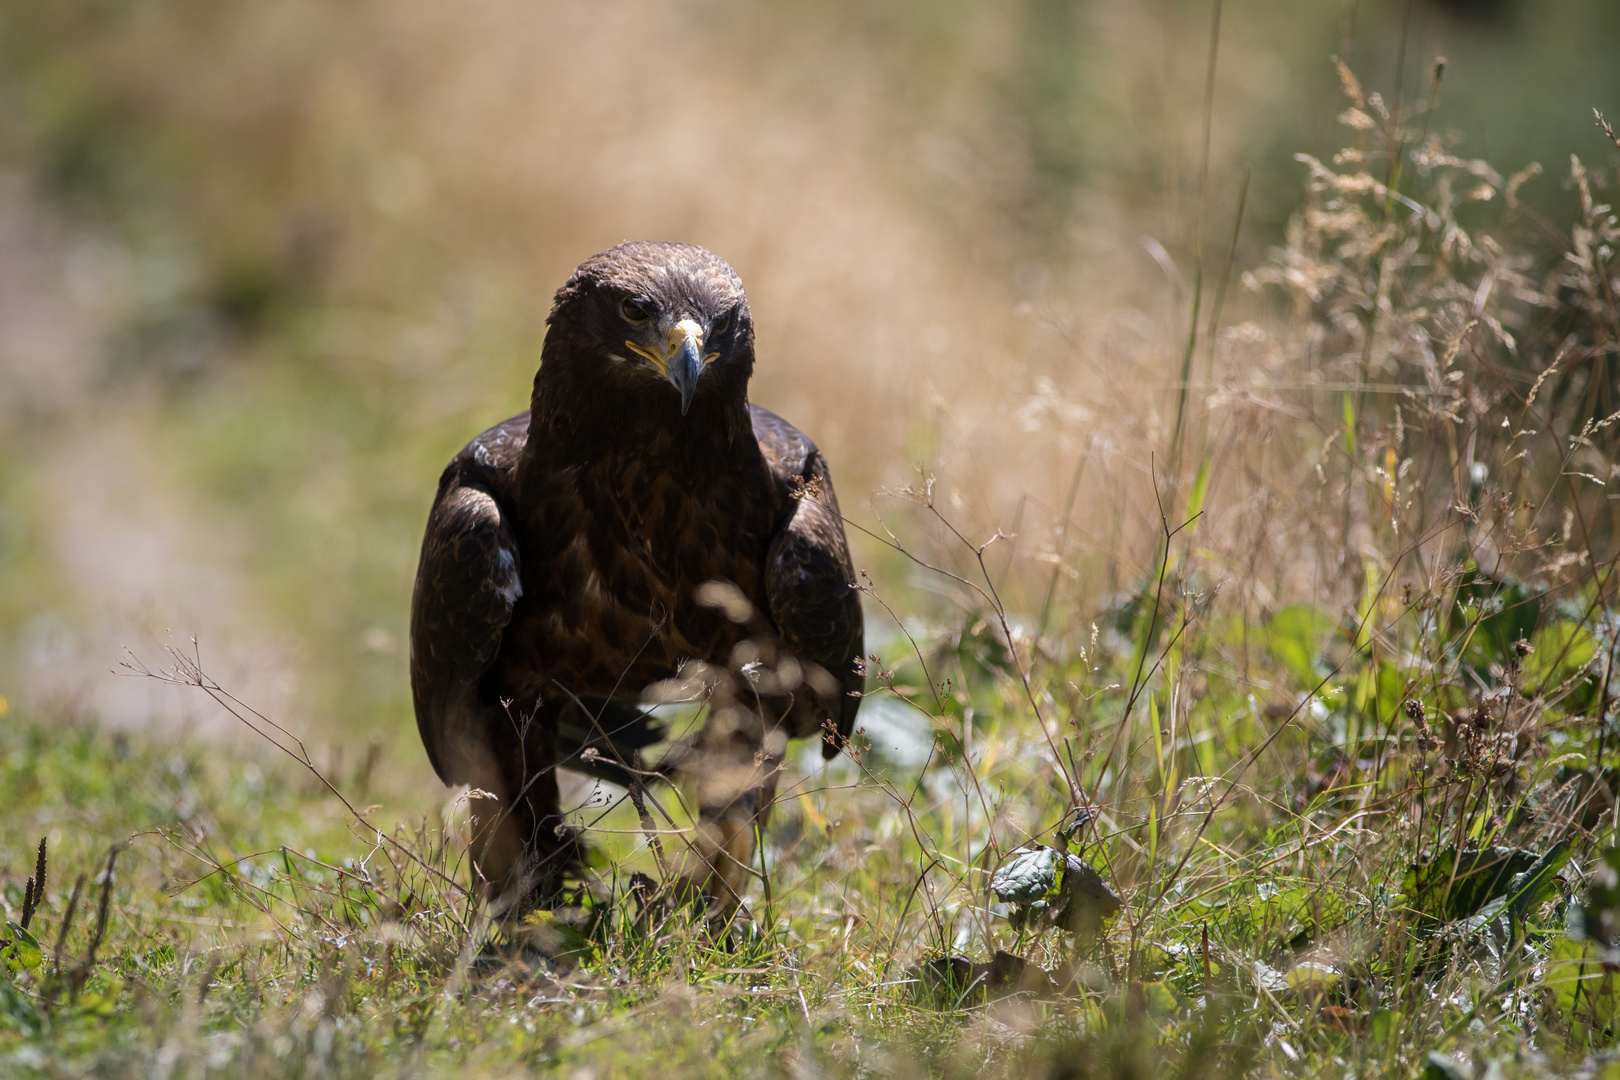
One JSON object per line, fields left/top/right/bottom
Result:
{"left": 1265, "top": 605, "right": 1337, "bottom": 686}
{"left": 1523, "top": 621, "right": 1599, "bottom": 708}
{"left": 1, "top": 923, "right": 41, "bottom": 974}
{"left": 1402, "top": 846, "right": 1555, "bottom": 925}
{"left": 1544, "top": 936, "right": 1620, "bottom": 1036}
{"left": 990, "top": 846, "right": 1060, "bottom": 907}
{"left": 1138, "top": 980, "right": 1179, "bottom": 1019}
{"left": 1446, "top": 563, "right": 1542, "bottom": 675}
{"left": 1285, "top": 959, "right": 1340, "bottom": 992}
{"left": 1506, "top": 839, "right": 1573, "bottom": 923}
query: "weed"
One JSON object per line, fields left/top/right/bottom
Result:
{"left": 6, "top": 34, "right": 1620, "bottom": 1080}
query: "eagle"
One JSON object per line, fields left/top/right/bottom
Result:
{"left": 409, "top": 241, "right": 864, "bottom": 911}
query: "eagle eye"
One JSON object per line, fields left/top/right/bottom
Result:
{"left": 620, "top": 297, "right": 653, "bottom": 324}
{"left": 711, "top": 308, "right": 735, "bottom": 337}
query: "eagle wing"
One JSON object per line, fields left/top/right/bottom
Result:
{"left": 411, "top": 413, "right": 671, "bottom": 789}
{"left": 751, "top": 405, "right": 865, "bottom": 758}
{"left": 409, "top": 417, "right": 528, "bottom": 784}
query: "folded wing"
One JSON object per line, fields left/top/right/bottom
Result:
{"left": 409, "top": 474, "right": 523, "bottom": 784}
{"left": 752, "top": 405, "right": 865, "bottom": 757}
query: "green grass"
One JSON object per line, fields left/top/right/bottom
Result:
{"left": 4, "top": 556, "right": 1620, "bottom": 1078}
{"left": 4, "top": 7, "right": 1620, "bottom": 1076}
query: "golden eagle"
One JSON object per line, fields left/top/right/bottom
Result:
{"left": 409, "top": 241, "right": 864, "bottom": 910}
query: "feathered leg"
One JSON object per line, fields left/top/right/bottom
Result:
{"left": 463, "top": 699, "right": 579, "bottom": 914}
{"left": 676, "top": 683, "right": 791, "bottom": 913}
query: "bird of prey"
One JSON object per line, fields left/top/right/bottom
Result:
{"left": 409, "top": 241, "right": 864, "bottom": 911}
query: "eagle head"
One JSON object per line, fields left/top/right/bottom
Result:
{"left": 542, "top": 241, "right": 754, "bottom": 418}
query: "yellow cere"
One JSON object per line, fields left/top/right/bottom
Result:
{"left": 672, "top": 319, "right": 723, "bottom": 367}
{"left": 622, "top": 339, "right": 668, "bottom": 373}
{"left": 624, "top": 318, "right": 713, "bottom": 372}
{"left": 672, "top": 318, "right": 704, "bottom": 347}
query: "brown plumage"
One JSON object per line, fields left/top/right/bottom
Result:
{"left": 409, "top": 242, "right": 864, "bottom": 909}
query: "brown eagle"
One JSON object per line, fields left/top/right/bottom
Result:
{"left": 409, "top": 241, "right": 864, "bottom": 910}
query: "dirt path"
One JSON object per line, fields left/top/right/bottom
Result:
{"left": 0, "top": 175, "right": 295, "bottom": 735}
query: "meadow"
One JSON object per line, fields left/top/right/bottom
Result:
{"left": 5, "top": 1, "right": 1620, "bottom": 1076}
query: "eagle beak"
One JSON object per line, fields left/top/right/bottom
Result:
{"left": 624, "top": 317, "right": 712, "bottom": 416}
{"left": 668, "top": 318, "right": 705, "bottom": 417}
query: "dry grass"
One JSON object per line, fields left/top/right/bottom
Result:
{"left": 5, "top": 1, "right": 1620, "bottom": 1076}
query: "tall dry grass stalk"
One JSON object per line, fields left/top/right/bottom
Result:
{"left": 9, "top": 6, "right": 1620, "bottom": 1060}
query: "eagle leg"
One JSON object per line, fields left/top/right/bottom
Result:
{"left": 463, "top": 703, "right": 581, "bottom": 916}
{"left": 674, "top": 688, "right": 792, "bottom": 913}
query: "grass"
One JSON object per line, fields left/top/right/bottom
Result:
{"left": 4, "top": 488, "right": 1620, "bottom": 1077}
{"left": 5, "top": 5, "right": 1620, "bottom": 1076}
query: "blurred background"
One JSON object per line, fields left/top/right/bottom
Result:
{"left": 0, "top": 0, "right": 1616, "bottom": 772}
